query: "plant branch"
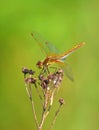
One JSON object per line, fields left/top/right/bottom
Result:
{"left": 25, "top": 84, "right": 39, "bottom": 129}
{"left": 48, "top": 104, "right": 62, "bottom": 130}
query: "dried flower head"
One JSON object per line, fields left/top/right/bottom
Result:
{"left": 51, "top": 69, "right": 64, "bottom": 87}
{"left": 22, "top": 67, "right": 35, "bottom": 75}
{"left": 28, "top": 69, "right": 35, "bottom": 75}
{"left": 59, "top": 98, "right": 65, "bottom": 105}
{"left": 22, "top": 67, "right": 30, "bottom": 75}
{"left": 25, "top": 77, "right": 37, "bottom": 84}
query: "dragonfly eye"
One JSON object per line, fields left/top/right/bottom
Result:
{"left": 36, "top": 61, "right": 43, "bottom": 68}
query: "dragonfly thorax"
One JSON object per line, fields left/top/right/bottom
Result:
{"left": 43, "top": 56, "right": 52, "bottom": 66}
{"left": 36, "top": 57, "right": 53, "bottom": 69}
{"left": 43, "top": 56, "right": 61, "bottom": 66}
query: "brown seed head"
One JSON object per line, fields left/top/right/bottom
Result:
{"left": 29, "top": 69, "right": 35, "bottom": 75}
{"left": 25, "top": 77, "right": 37, "bottom": 84}
{"left": 59, "top": 98, "right": 65, "bottom": 105}
{"left": 22, "top": 67, "right": 29, "bottom": 75}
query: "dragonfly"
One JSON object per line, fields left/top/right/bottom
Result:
{"left": 31, "top": 31, "right": 85, "bottom": 81}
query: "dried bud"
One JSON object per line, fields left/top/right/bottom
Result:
{"left": 59, "top": 98, "right": 65, "bottom": 105}
{"left": 56, "top": 69, "right": 63, "bottom": 74}
{"left": 47, "top": 74, "right": 53, "bottom": 82}
{"left": 41, "top": 81, "right": 48, "bottom": 89}
{"left": 22, "top": 67, "right": 29, "bottom": 75}
{"left": 25, "top": 77, "right": 37, "bottom": 84}
{"left": 43, "top": 78, "right": 49, "bottom": 84}
{"left": 29, "top": 69, "right": 35, "bottom": 75}
{"left": 39, "top": 74, "right": 44, "bottom": 81}
{"left": 51, "top": 71, "right": 63, "bottom": 87}
{"left": 56, "top": 69, "right": 64, "bottom": 79}
{"left": 40, "top": 77, "right": 50, "bottom": 89}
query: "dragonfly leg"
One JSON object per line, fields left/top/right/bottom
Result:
{"left": 46, "top": 66, "right": 50, "bottom": 74}
{"left": 39, "top": 66, "right": 49, "bottom": 75}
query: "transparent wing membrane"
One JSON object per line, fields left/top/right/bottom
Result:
{"left": 62, "top": 62, "right": 74, "bottom": 81}
{"left": 31, "top": 31, "right": 59, "bottom": 55}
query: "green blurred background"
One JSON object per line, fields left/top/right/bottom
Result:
{"left": 0, "top": 0, "right": 99, "bottom": 130}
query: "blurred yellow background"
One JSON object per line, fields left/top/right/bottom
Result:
{"left": 0, "top": 0, "right": 99, "bottom": 130}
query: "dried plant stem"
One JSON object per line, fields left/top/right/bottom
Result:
{"left": 49, "top": 104, "right": 62, "bottom": 130}
{"left": 38, "top": 89, "right": 48, "bottom": 130}
{"left": 38, "top": 112, "right": 46, "bottom": 130}
{"left": 38, "top": 88, "right": 56, "bottom": 130}
{"left": 25, "top": 84, "right": 39, "bottom": 129}
{"left": 31, "top": 99, "right": 39, "bottom": 129}
{"left": 50, "top": 88, "right": 56, "bottom": 106}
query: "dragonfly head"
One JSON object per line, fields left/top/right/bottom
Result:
{"left": 36, "top": 61, "right": 43, "bottom": 69}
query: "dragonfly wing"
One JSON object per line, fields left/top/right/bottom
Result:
{"left": 31, "top": 31, "right": 60, "bottom": 55}
{"left": 45, "top": 40, "right": 60, "bottom": 54}
{"left": 62, "top": 62, "right": 74, "bottom": 81}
